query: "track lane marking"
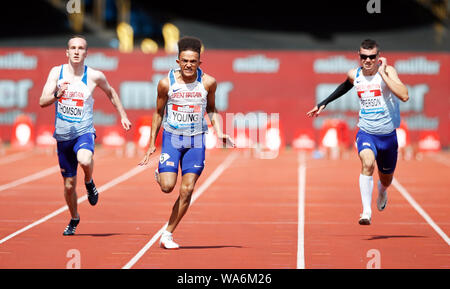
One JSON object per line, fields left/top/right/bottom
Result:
{"left": 0, "top": 165, "right": 60, "bottom": 193}
{"left": 0, "top": 150, "right": 36, "bottom": 165}
{"left": 0, "top": 148, "right": 110, "bottom": 194}
{"left": 297, "top": 151, "right": 306, "bottom": 269}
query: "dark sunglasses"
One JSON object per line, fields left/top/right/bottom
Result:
{"left": 359, "top": 53, "right": 378, "bottom": 60}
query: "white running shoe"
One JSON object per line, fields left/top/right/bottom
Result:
{"left": 159, "top": 232, "right": 179, "bottom": 250}
{"left": 359, "top": 211, "right": 372, "bottom": 225}
{"left": 377, "top": 183, "right": 388, "bottom": 211}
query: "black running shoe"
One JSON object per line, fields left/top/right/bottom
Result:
{"left": 85, "top": 180, "right": 98, "bottom": 206}
{"left": 63, "top": 218, "right": 80, "bottom": 236}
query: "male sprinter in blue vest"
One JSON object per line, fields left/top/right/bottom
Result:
{"left": 307, "top": 39, "right": 409, "bottom": 225}
{"left": 40, "top": 35, "right": 131, "bottom": 235}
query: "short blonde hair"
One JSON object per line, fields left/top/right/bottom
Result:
{"left": 67, "top": 35, "right": 88, "bottom": 50}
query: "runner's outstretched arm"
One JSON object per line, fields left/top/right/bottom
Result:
{"left": 306, "top": 69, "right": 355, "bottom": 117}
{"left": 139, "top": 78, "right": 169, "bottom": 165}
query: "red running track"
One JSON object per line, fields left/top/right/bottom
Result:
{"left": 0, "top": 146, "right": 448, "bottom": 268}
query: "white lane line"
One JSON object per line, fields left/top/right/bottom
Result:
{"left": 0, "top": 150, "right": 36, "bottom": 165}
{"left": 122, "top": 151, "right": 238, "bottom": 269}
{"left": 429, "top": 154, "right": 450, "bottom": 168}
{"left": 297, "top": 152, "right": 306, "bottom": 269}
{"left": 0, "top": 158, "right": 155, "bottom": 246}
{"left": 392, "top": 178, "right": 450, "bottom": 246}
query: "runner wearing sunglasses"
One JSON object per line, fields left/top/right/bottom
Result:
{"left": 306, "top": 39, "right": 409, "bottom": 225}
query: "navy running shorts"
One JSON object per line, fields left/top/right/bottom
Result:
{"left": 57, "top": 133, "right": 96, "bottom": 178}
{"left": 356, "top": 129, "right": 398, "bottom": 175}
{"left": 158, "top": 130, "right": 205, "bottom": 176}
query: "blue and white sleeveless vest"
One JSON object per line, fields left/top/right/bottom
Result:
{"left": 354, "top": 67, "right": 400, "bottom": 135}
{"left": 162, "top": 68, "right": 208, "bottom": 136}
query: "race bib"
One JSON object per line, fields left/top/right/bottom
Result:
{"left": 167, "top": 104, "right": 202, "bottom": 129}
{"left": 358, "top": 89, "right": 385, "bottom": 114}
{"left": 56, "top": 90, "right": 85, "bottom": 123}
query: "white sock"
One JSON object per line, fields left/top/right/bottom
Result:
{"left": 378, "top": 180, "right": 387, "bottom": 196}
{"left": 162, "top": 230, "right": 172, "bottom": 236}
{"left": 359, "top": 174, "right": 373, "bottom": 214}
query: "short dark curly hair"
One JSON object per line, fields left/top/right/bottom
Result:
{"left": 178, "top": 36, "right": 202, "bottom": 56}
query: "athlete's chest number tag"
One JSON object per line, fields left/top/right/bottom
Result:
{"left": 358, "top": 89, "right": 385, "bottom": 114}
